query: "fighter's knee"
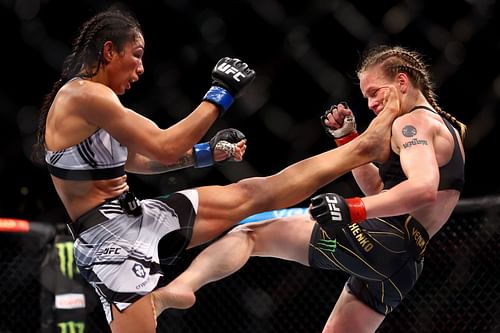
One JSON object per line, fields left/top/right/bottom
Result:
{"left": 229, "top": 224, "right": 259, "bottom": 246}
{"left": 236, "top": 177, "right": 261, "bottom": 195}
{"left": 229, "top": 224, "right": 252, "bottom": 234}
{"left": 235, "top": 177, "right": 270, "bottom": 209}
{"left": 229, "top": 224, "right": 255, "bottom": 239}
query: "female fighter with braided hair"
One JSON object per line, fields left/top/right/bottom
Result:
{"left": 33, "top": 6, "right": 400, "bottom": 333}
{"left": 156, "top": 45, "right": 466, "bottom": 333}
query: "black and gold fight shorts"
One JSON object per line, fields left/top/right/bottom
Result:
{"left": 308, "top": 215, "right": 429, "bottom": 315}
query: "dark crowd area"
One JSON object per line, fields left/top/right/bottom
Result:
{"left": 1, "top": 0, "right": 499, "bottom": 223}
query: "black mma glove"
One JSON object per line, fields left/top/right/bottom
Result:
{"left": 209, "top": 128, "right": 246, "bottom": 164}
{"left": 310, "top": 193, "right": 366, "bottom": 228}
{"left": 203, "top": 57, "right": 256, "bottom": 116}
{"left": 193, "top": 128, "right": 246, "bottom": 168}
{"left": 320, "top": 102, "right": 358, "bottom": 146}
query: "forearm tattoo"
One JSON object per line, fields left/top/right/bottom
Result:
{"left": 146, "top": 154, "right": 194, "bottom": 173}
{"left": 402, "top": 125, "right": 428, "bottom": 149}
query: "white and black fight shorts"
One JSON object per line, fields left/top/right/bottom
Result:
{"left": 70, "top": 189, "right": 198, "bottom": 323}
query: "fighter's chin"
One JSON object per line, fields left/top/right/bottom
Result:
{"left": 116, "top": 87, "right": 127, "bottom": 95}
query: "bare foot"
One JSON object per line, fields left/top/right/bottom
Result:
{"left": 151, "top": 283, "right": 196, "bottom": 317}
{"left": 358, "top": 86, "right": 401, "bottom": 162}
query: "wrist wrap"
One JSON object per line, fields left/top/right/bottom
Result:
{"left": 335, "top": 131, "right": 359, "bottom": 146}
{"left": 193, "top": 142, "right": 213, "bottom": 168}
{"left": 203, "top": 86, "right": 234, "bottom": 116}
{"left": 346, "top": 197, "right": 366, "bottom": 223}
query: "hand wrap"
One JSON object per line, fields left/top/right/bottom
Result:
{"left": 193, "top": 128, "right": 246, "bottom": 168}
{"left": 203, "top": 57, "right": 256, "bottom": 116}
{"left": 320, "top": 102, "right": 359, "bottom": 146}
{"left": 210, "top": 128, "right": 246, "bottom": 164}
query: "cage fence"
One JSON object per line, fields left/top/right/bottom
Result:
{"left": 0, "top": 196, "right": 499, "bottom": 333}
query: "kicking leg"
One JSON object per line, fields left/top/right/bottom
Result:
{"left": 151, "top": 88, "right": 400, "bottom": 315}
{"left": 188, "top": 93, "right": 399, "bottom": 247}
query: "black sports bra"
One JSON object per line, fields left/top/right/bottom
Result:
{"left": 379, "top": 105, "right": 464, "bottom": 192}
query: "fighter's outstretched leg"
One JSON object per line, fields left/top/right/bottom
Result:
{"left": 231, "top": 85, "right": 401, "bottom": 213}
{"left": 151, "top": 87, "right": 401, "bottom": 316}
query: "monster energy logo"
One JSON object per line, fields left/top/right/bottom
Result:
{"left": 56, "top": 241, "right": 78, "bottom": 279}
{"left": 316, "top": 239, "right": 337, "bottom": 252}
{"left": 57, "top": 321, "right": 85, "bottom": 333}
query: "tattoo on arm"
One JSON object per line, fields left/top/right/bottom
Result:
{"left": 402, "top": 138, "right": 428, "bottom": 148}
{"left": 402, "top": 125, "right": 417, "bottom": 137}
{"left": 401, "top": 124, "right": 427, "bottom": 149}
{"left": 146, "top": 154, "right": 195, "bottom": 173}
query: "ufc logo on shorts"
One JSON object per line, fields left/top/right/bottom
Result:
{"left": 217, "top": 62, "right": 245, "bottom": 81}
{"left": 97, "top": 247, "right": 121, "bottom": 255}
{"left": 326, "top": 196, "right": 342, "bottom": 221}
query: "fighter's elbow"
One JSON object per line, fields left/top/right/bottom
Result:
{"left": 415, "top": 185, "right": 438, "bottom": 206}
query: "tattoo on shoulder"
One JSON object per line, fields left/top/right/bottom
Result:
{"left": 402, "top": 125, "right": 417, "bottom": 137}
{"left": 402, "top": 138, "right": 428, "bottom": 149}
{"left": 401, "top": 124, "right": 428, "bottom": 149}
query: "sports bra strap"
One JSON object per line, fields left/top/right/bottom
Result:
{"left": 409, "top": 105, "right": 435, "bottom": 113}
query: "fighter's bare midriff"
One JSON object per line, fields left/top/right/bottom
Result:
{"left": 51, "top": 174, "right": 129, "bottom": 221}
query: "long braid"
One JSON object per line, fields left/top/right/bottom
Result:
{"left": 32, "top": 6, "right": 142, "bottom": 164}
{"left": 357, "top": 45, "right": 467, "bottom": 141}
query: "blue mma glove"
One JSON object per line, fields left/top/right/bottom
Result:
{"left": 203, "top": 57, "right": 256, "bottom": 116}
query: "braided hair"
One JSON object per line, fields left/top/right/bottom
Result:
{"left": 32, "top": 6, "right": 142, "bottom": 164}
{"left": 357, "top": 45, "right": 467, "bottom": 141}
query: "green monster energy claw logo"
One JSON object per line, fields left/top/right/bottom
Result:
{"left": 316, "top": 239, "right": 337, "bottom": 253}
{"left": 56, "top": 241, "right": 79, "bottom": 279}
{"left": 57, "top": 321, "right": 85, "bottom": 333}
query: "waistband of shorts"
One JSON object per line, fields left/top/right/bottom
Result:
{"left": 67, "top": 193, "right": 135, "bottom": 239}
{"left": 403, "top": 216, "right": 429, "bottom": 259}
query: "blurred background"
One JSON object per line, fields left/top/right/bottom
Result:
{"left": 0, "top": 0, "right": 499, "bottom": 332}
{"left": 1, "top": 0, "right": 499, "bottom": 221}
